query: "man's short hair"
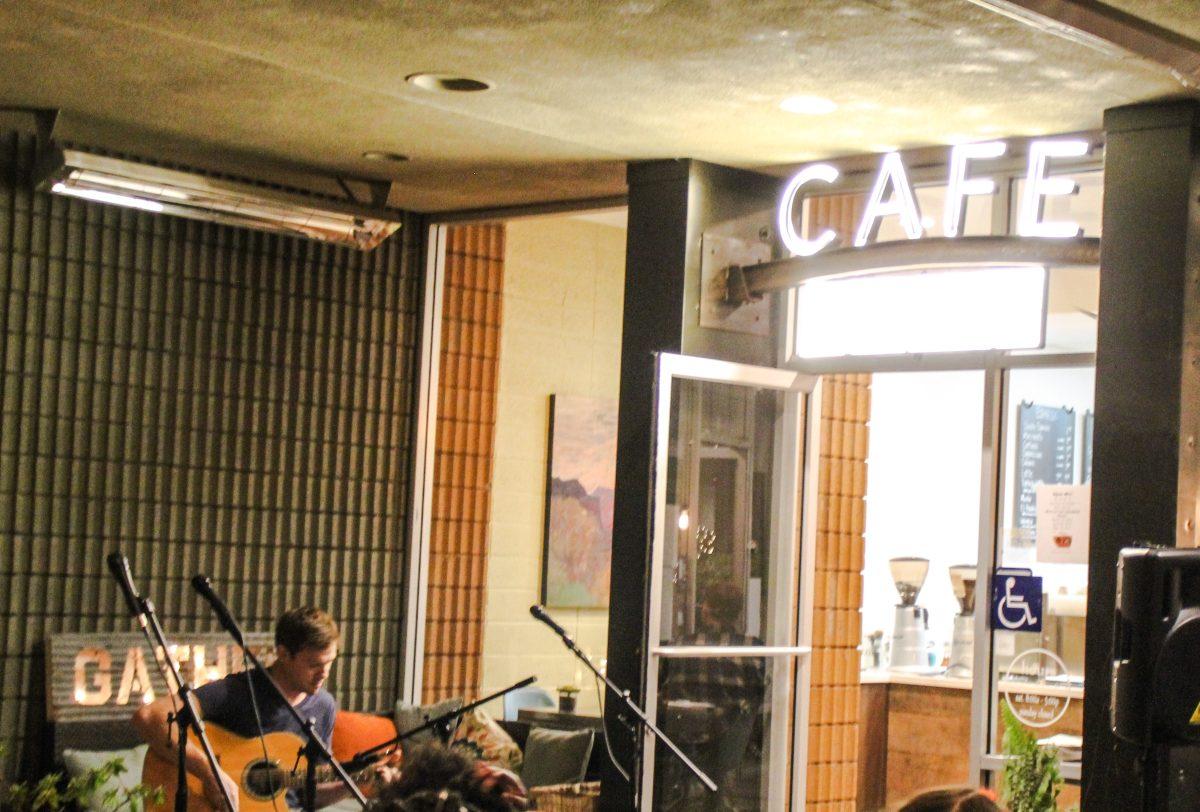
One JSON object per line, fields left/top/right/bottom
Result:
{"left": 275, "top": 607, "right": 339, "bottom": 654}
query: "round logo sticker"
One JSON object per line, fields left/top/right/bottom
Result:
{"left": 1002, "top": 647, "right": 1072, "bottom": 728}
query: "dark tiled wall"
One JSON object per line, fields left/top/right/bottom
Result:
{"left": 0, "top": 132, "right": 423, "bottom": 775}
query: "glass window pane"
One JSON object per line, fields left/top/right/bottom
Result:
{"left": 988, "top": 366, "right": 1092, "bottom": 802}
{"left": 653, "top": 656, "right": 793, "bottom": 810}
{"left": 660, "top": 378, "right": 793, "bottom": 648}
{"left": 861, "top": 371, "right": 984, "bottom": 671}
{"left": 876, "top": 184, "right": 994, "bottom": 242}
{"left": 800, "top": 185, "right": 994, "bottom": 249}
{"left": 1042, "top": 266, "right": 1099, "bottom": 354}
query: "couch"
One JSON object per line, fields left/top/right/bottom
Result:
{"left": 49, "top": 709, "right": 605, "bottom": 810}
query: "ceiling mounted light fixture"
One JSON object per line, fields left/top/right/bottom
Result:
{"left": 406, "top": 73, "right": 492, "bottom": 92}
{"left": 361, "top": 150, "right": 410, "bottom": 163}
{"left": 780, "top": 95, "right": 838, "bottom": 115}
{"left": 39, "top": 147, "right": 402, "bottom": 250}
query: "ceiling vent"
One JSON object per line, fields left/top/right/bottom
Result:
{"left": 38, "top": 147, "right": 402, "bottom": 251}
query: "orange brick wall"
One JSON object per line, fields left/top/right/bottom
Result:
{"left": 807, "top": 374, "right": 870, "bottom": 810}
{"left": 422, "top": 224, "right": 505, "bottom": 702}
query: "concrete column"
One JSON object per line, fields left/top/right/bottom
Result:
{"left": 1084, "top": 99, "right": 1200, "bottom": 809}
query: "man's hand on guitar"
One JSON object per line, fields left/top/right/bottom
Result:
{"left": 366, "top": 749, "right": 404, "bottom": 791}
{"left": 202, "top": 765, "right": 239, "bottom": 812}
{"left": 472, "top": 762, "right": 528, "bottom": 810}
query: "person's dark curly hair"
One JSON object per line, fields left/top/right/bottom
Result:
{"left": 368, "top": 744, "right": 520, "bottom": 812}
{"left": 898, "top": 786, "right": 1002, "bottom": 812}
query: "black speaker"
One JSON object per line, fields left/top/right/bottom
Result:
{"left": 1112, "top": 546, "right": 1200, "bottom": 747}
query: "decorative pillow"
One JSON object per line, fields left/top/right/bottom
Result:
{"left": 448, "top": 709, "right": 523, "bottom": 773}
{"left": 331, "top": 711, "right": 400, "bottom": 763}
{"left": 519, "top": 727, "right": 595, "bottom": 789}
{"left": 61, "top": 745, "right": 150, "bottom": 812}
{"left": 394, "top": 696, "right": 463, "bottom": 744}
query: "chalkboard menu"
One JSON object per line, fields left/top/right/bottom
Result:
{"left": 1016, "top": 402, "right": 1076, "bottom": 535}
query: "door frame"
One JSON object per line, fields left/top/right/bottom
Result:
{"left": 640, "top": 352, "right": 818, "bottom": 811}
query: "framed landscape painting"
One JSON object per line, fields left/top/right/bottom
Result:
{"left": 541, "top": 394, "right": 617, "bottom": 609}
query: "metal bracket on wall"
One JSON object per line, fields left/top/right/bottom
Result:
{"left": 336, "top": 175, "right": 396, "bottom": 208}
{"left": 699, "top": 226, "right": 773, "bottom": 337}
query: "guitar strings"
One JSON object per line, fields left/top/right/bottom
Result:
{"left": 243, "top": 647, "right": 284, "bottom": 812}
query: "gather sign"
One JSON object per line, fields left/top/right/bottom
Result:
{"left": 47, "top": 632, "right": 274, "bottom": 721}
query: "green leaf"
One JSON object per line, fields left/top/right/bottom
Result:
{"left": 1000, "top": 699, "right": 1063, "bottom": 812}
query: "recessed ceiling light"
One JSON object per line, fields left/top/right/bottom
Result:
{"left": 780, "top": 95, "right": 838, "bottom": 115}
{"left": 361, "top": 150, "right": 409, "bottom": 163}
{"left": 406, "top": 73, "right": 492, "bottom": 93}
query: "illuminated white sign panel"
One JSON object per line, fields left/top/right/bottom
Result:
{"left": 778, "top": 138, "right": 1090, "bottom": 257}
{"left": 793, "top": 265, "right": 1048, "bottom": 358}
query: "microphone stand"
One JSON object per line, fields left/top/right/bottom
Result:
{"left": 343, "top": 676, "right": 537, "bottom": 771}
{"left": 105, "top": 553, "right": 234, "bottom": 812}
{"left": 191, "top": 575, "right": 368, "bottom": 812}
{"left": 529, "top": 605, "right": 717, "bottom": 799}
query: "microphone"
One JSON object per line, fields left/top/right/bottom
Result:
{"left": 191, "top": 575, "right": 245, "bottom": 646}
{"left": 530, "top": 605, "right": 569, "bottom": 639}
{"left": 106, "top": 552, "right": 144, "bottom": 619}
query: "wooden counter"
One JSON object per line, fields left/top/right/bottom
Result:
{"left": 856, "top": 673, "right": 1082, "bottom": 811}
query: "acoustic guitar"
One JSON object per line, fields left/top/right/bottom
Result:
{"left": 142, "top": 723, "right": 386, "bottom": 812}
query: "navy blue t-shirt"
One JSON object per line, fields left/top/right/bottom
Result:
{"left": 196, "top": 668, "right": 338, "bottom": 808}
{"left": 195, "top": 667, "right": 337, "bottom": 747}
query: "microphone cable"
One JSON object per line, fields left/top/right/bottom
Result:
{"left": 242, "top": 644, "right": 284, "bottom": 812}
{"left": 594, "top": 671, "right": 632, "bottom": 784}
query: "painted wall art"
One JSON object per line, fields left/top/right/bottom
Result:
{"left": 542, "top": 394, "right": 617, "bottom": 609}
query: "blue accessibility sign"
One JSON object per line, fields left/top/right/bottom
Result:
{"left": 991, "top": 573, "right": 1043, "bottom": 632}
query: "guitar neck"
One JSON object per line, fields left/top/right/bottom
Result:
{"left": 277, "top": 765, "right": 372, "bottom": 791}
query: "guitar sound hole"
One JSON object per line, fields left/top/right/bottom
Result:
{"left": 243, "top": 760, "right": 286, "bottom": 801}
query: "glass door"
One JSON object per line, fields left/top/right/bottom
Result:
{"left": 976, "top": 364, "right": 1094, "bottom": 807}
{"left": 642, "top": 353, "right": 817, "bottom": 811}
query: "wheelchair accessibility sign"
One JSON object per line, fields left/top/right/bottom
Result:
{"left": 991, "top": 574, "right": 1043, "bottom": 632}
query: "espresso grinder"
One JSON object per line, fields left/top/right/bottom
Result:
{"left": 889, "top": 557, "right": 931, "bottom": 670}
{"left": 947, "top": 564, "right": 978, "bottom": 677}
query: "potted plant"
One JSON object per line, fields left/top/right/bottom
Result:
{"left": 0, "top": 743, "right": 164, "bottom": 811}
{"left": 557, "top": 684, "right": 581, "bottom": 714}
{"left": 1000, "top": 700, "right": 1063, "bottom": 812}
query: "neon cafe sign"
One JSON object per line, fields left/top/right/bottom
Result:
{"left": 775, "top": 139, "right": 1093, "bottom": 358}
{"left": 776, "top": 138, "right": 1091, "bottom": 258}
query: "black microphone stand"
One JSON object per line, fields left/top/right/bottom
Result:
{"left": 343, "top": 676, "right": 537, "bottom": 771}
{"left": 105, "top": 553, "right": 234, "bottom": 812}
{"left": 192, "top": 575, "right": 368, "bottom": 812}
{"left": 529, "top": 605, "right": 718, "bottom": 801}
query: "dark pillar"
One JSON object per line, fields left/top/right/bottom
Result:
{"left": 601, "top": 159, "right": 779, "bottom": 809}
{"left": 601, "top": 160, "right": 690, "bottom": 810}
{"left": 1085, "top": 100, "right": 1200, "bottom": 809}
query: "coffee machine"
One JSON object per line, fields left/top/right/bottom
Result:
{"left": 947, "top": 564, "right": 977, "bottom": 676}
{"left": 889, "top": 557, "right": 930, "bottom": 670}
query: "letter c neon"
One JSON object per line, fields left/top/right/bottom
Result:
{"left": 778, "top": 164, "right": 840, "bottom": 257}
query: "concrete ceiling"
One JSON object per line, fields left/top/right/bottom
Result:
{"left": 0, "top": 0, "right": 1194, "bottom": 213}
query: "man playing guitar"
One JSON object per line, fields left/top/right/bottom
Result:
{"left": 132, "top": 607, "right": 364, "bottom": 811}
